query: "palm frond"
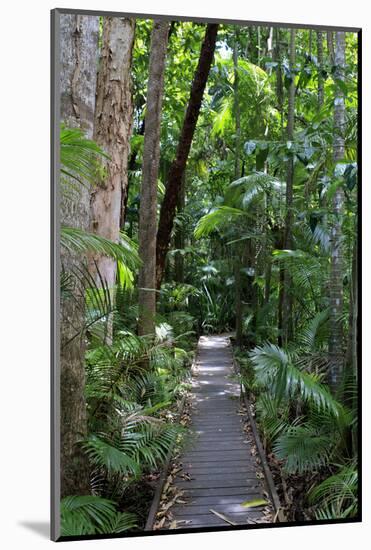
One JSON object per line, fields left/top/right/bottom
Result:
{"left": 61, "top": 227, "right": 140, "bottom": 270}
{"left": 249, "top": 343, "right": 342, "bottom": 417}
{"left": 194, "top": 206, "right": 245, "bottom": 238}
{"left": 60, "top": 495, "right": 137, "bottom": 536}
{"left": 60, "top": 124, "right": 108, "bottom": 190}
{"left": 309, "top": 463, "right": 358, "bottom": 519}
{"left": 273, "top": 424, "right": 333, "bottom": 474}
{"left": 83, "top": 435, "right": 141, "bottom": 477}
{"left": 297, "top": 309, "right": 330, "bottom": 352}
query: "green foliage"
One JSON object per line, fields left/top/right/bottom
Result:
{"left": 308, "top": 463, "right": 358, "bottom": 519}
{"left": 273, "top": 424, "right": 333, "bottom": 474}
{"left": 61, "top": 227, "right": 140, "bottom": 272}
{"left": 249, "top": 343, "right": 341, "bottom": 416}
{"left": 60, "top": 124, "right": 108, "bottom": 191}
{"left": 59, "top": 21, "right": 358, "bottom": 531}
{"left": 194, "top": 206, "right": 244, "bottom": 238}
{"left": 60, "top": 495, "right": 137, "bottom": 536}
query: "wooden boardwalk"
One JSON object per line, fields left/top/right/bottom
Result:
{"left": 165, "top": 335, "right": 272, "bottom": 529}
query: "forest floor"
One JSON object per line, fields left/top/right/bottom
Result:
{"left": 154, "top": 335, "right": 273, "bottom": 529}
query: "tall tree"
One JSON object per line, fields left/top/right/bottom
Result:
{"left": 329, "top": 31, "right": 346, "bottom": 392}
{"left": 137, "top": 20, "right": 170, "bottom": 336}
{"left": 233, "top": 28, "right": 243, "bottom": 347}
{"left": 174, "top": 174, "right": 186, "bottom": 283}
{"left": 316, "top": 31, "right": 325, "bottom": 107}
{"left": 156, "top": 23, "right": 219, "bottom": 288}
{"left": 281, "top": 28, "right": 296, "bottom": 345}
{"left": 90, "top": 17, "right": 135, "bottom": 289}
{"left": 59, "top": 13, "right": 99, "bottom": 497}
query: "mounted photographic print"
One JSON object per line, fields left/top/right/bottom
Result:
{"left": 51, "top": 7, "right": 361, "bottom": 541}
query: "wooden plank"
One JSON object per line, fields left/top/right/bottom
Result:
{"left": 184, "top": 445, "right": 249, "bottom": 454}
{"left": 180, "top": 463, "right": 257, "bottom": 474}
{"left": 181, "top": 450, "right": 251, "bottom": 461}
{"left": 181, "top": 485, "right": 262, "bottom": 497}
{"left": 171, "top": 512, "right": 264, "bottom": 527}
{"left": 182, "top": 494, "right": 264, "bottom": 507}
{"left": 177, "top": 471, "right": 259, "bottom": 482}
{"left": 172, "top": 505, "right": 266, "bottom": 516}
{"left": 175, "top": 478, "right": 260, "bottom": 489}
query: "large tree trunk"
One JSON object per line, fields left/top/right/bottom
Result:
{"left": 281, "top": 29, "right": 296, "bottom": 345}
{"left": 137, "top": 20, "right": 170, "bottom": 336}
{"left": 59, "top": 14, "right": 99, "bottom": 497}
{"left": 156, "top": 24, "right": 218, "bottom": 288}
{"left": 328, "top": 32, "right": 346, "bottom": 392}
{"left": 90, "top": 17, "right": 135, "bottom": 288}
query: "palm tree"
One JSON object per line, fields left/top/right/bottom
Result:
{"left": 328, "top": 32, "right": 346, "bottom": 393}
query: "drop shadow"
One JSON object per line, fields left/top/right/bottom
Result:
{"left": 18, "top": 521, "right": 50, "bottom": 539}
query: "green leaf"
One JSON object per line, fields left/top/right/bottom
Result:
{"left": 241, "top": 498, "right": 269, "bottom": 508}
{"left": 61, "top": 227, "right": 140, "bottom": 270}
{"left": 194, "top": 206, "right": 244, "bottom": 238}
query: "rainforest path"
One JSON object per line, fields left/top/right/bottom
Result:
{"left": 159, "top": 335, "right": 274, "bottom": 529}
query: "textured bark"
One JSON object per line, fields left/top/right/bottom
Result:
{"left": 59, "top": 14, "right": 99, "bottom": 497}
{"left": 233, "top": 29, "right": 243, "bottom": 346}
{"left": 317, "top": 31, "right": 324, "bottom": 108}
{"left": 174, "top": 174, "right": 185, "bottom": 283}
{"left": 346, "top": 226, "right": 358, "bottom": 378}
{"left": 233, "top": 29, "right": 242, "bottom": 180}
{"left": 90, "top": 17, "right": 135, "bottom": 289}
{"left": 327, "top": 31, "right": 335, "bottom": 66}
{"left": 137, "top": 20, "right": 170, "bottom": 336}
{"left": 156, "top": 24, "right": 219, "bottom": 288}
{"left": 235, "top": 258, "right": 243, "bottom": 347}
{"left": 273, "top": 28, "right": 284, "bottom": 137}
{"left": 281, "top": 29, "right": 296, "bottom": 345}
{"left": 329, "top": 32, "right": 346, "bottom": 392}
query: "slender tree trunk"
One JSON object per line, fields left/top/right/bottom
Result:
{"left": 174, "top": 174, "right": 186, "bottom": 283}
{"left": 317, "top": 31, "right": 324, "bottom": 108}
{"left": 233, "top": 29, "right": 242, "bottom": 181}
{"left": 156, "top": 24, "right": 218, "bottom": 288}
{"left": 138, "top": 20, "right": 169, "bottom": 337}
{"left": 235, "top": 259, "right": 243, "bottom": 346}
{"left": 327, "top": 31, "right": 335, "bottom": 66}
{"left": 346, "top": 225, "right": 358, "bottom": 377}
{"left": 233, "top": 28, "right": 243, "bottom": 346}
{"left": 274, "top": 28, "right": 284, "bottom": 343}
{"left": 90, "top": 17, "right": 135, "bottom": 288}
{"left": 59, "top": 14, "right": 99, "bottom": 497}
{"left": 267, "top": 27, "right": 274, "bottom": 57}
{"left": 281, "top": 29, "right": 296, "bottom": 345}
{"left": 273, "top": 28, "right": 284, "bottom": 138}
{"left": 328, "top": 32, "right": 346, "bottom": 392}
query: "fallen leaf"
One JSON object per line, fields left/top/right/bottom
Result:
{"left": 241, "top": 498, "right": 269, "bottom": 508}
